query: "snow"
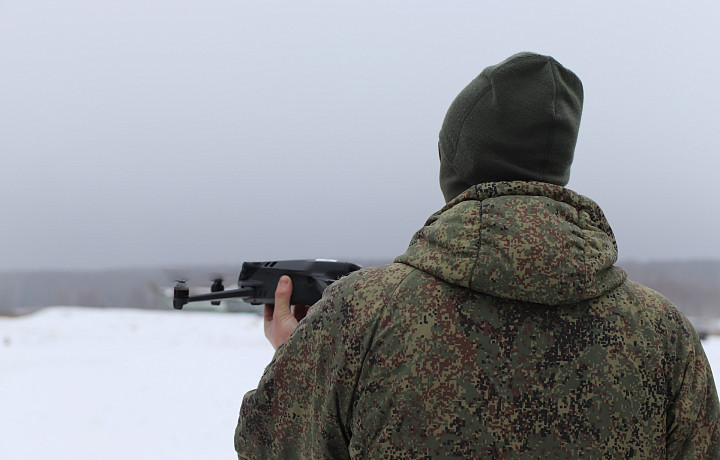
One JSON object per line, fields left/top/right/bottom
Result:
{"left": 0, "top": 307, "right": 273, "bottom": 460}
{"left": 1, "top": 306, "right": 719, "bottom": 460}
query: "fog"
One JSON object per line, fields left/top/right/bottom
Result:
{"left": 1, "top": 1, "right": 719, "bottom": 271}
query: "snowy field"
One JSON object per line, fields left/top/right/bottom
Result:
{"left": 0, "top": 307, "right": 274, "bottom": 460}
{"left": 2, "top": 306, "right": 720, "bottom": 460}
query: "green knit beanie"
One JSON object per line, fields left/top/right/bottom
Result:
{"left": 439, "top": 52, "right": 584, "bottom": 202}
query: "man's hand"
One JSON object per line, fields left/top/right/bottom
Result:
{"left": 263, "top": 276, "right": 309, "bottom": 350}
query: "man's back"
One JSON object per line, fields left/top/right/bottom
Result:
{"left": 235, "top": 53, "right": 719, "bottom": 459}
{"left": 236, "top": 182, "right": 719, "bottom": 458}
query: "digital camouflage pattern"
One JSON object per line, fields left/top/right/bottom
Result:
{"left": 235, "top": 181, "right": 720, "bottom": 459}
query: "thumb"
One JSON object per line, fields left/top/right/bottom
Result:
{"left": 272, "top": 275, "right": 294, "bottom": 321}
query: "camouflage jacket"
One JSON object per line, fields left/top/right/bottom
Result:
{"left": 235, "top": 181, "right": 719, "bottom": 459}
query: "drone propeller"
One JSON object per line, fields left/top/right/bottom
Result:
{"left": 162, "top": 267, "right": 194, "bottom": 286}
{"left": 210, "top": 276, "right": 224, "bottom": 305}
{"left": 163, "top": 266, "right": 243, "bottom": 309}
{"left": 162, "top": 267, "right": 238, "bottom": 285}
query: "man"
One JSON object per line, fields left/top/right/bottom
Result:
{"left": 235, "top": 52, "right": 720, "bottom": 458}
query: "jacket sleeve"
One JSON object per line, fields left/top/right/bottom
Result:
{"left": 233, "top": 266, "right": 406, "bottom": 459}
{"left": 233, "top": 285, "right": 354, "bottom": 459}
{"left": 665, "top": 321, "right": 720, "bottom": 459}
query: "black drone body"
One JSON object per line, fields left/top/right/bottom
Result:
{"left": 173, "top": 259, "right": 361, "bottom": 310}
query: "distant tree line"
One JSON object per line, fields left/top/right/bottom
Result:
{"left": 1, "top": 259, "right": 718, "bottom": 324}
{"left": 620, "top": 260, "right": 720, "bottom": 331}
{"left": 0, "top": 259, "right": 388, "bottom": 316}
{"left": 0, "top": 269, "right": 170, "bottom": 315}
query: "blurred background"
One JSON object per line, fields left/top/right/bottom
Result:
{"left": 1, "top": 0, "right": 718, "bottom": 322}
{"left": 1, "top": 2, "right": 719, "bottom": 458}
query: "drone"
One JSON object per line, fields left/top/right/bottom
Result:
{"left": 172, "top": 259, "right": 361, "bottom": 310}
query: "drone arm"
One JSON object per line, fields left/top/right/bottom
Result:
{"left": 173, "top": 287, "right": 255, "bottom": 310}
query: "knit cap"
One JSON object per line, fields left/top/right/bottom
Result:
{"left": 439, "top": 52, "right": 584, "bottom": 202}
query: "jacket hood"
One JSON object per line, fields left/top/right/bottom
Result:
{"left": 396, "top": 181, "right": 626, "bottom": 305}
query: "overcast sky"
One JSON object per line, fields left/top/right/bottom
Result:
{"left": 1, "top": 1, "right": 719, "bottom": 271}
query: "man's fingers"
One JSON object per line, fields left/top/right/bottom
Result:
{"left": 263, "top": 275, "right": 300, "bottom": 350}
{"left": 272, "top": 275, "right": 293, "bottom": 320}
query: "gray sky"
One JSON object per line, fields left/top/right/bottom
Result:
{"left": 1, "top": 0, "right": 719, "bottom": 271}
